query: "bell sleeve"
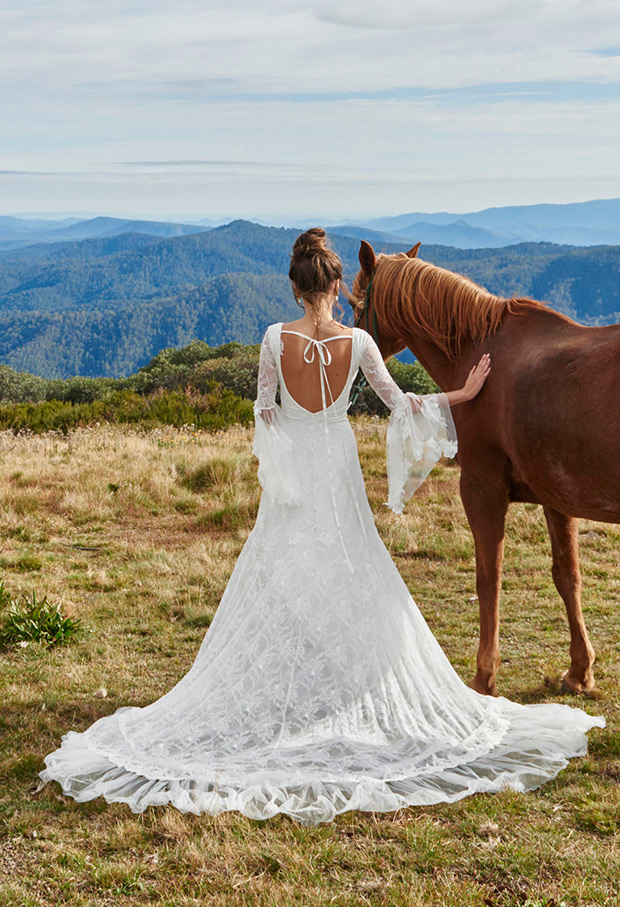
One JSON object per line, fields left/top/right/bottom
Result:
{"left": 359, "top": 334, "right": 458, "bottom": 514}
{"left": 252, "top": 329, "right": 303, "bottom": 507}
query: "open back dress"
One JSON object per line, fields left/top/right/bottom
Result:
{"left": 40, "top": 323, "right": 604, "bottom": 825}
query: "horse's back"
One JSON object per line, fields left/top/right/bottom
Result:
{"left": 451, "top": 312, "right": 620, "bottom": 521}
{"left": 494, "top": 315, "right": 620, "bottom": 521}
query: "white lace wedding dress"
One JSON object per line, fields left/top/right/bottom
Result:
{"left": 40, "top": 324, "right": 604, "bottom": 825}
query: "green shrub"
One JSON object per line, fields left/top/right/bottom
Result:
{"left": 0, "top": 386, "right": 253, "bottom": 435}
{"left": 0, "top": 365, "right": 49, "bottom": 404}
{"left": 0, "top": 584, "right": 83, "bottom": 648}
{"left": 124, "top": 340, "right": 256, "bottom": 395}
{"left": 45, "top": 376, "right": 116, "bottom": 404}
{"left": 187, "top": 359, "right": 260, "bottom": 399}
{"left": 0, "top": 340, "right": 260, "bottom": 405}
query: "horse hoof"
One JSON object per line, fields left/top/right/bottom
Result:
{"left": 561, "top": 670, "right": 596, "bottom": 695}
{"left": 468, "top": 674, "right": 498, "bottom": 697}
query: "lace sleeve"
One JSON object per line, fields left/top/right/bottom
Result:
{"left": 254, "top": 330, "right": 279, "bottom": 421}
{"left": 252, "top": 328, "right": 303, "bottom": 507}
{"left": 359, "top": 332, "right": 409, "bottom": 411}
{"left": 360, "top": 333, "right": 458, "bottom": 514}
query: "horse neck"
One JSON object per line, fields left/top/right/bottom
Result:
{"left": 395, "top": 330, "right": 464, "bottom": 392}
{"left": 373, "top": 255, "right": 495, "bottom": 391}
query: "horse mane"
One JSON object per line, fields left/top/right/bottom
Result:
{"left": 370, "top": 253, "right": 545, "bottom": 360}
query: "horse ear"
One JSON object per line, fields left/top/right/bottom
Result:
{"left": 359, "top": 240, "right": 376, "bottom": 275}
{"left": 406, "top": 242, "right": 421, "bottom": 258}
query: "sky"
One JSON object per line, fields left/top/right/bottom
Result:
{"left": 1, "top": 0, "right": 620, "bottom": 223}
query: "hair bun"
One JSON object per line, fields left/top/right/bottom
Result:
{"left": 292, "top": 227, "right": 327, "bottom": 257}
{"left": 288, "top": 227, "right": 343, "bottom": 304}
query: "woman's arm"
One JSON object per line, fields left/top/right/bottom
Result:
{"left": 252, "top": 327, "right": 303, "bottom": 506}
{"left": 443, "top": 354, "right": 491, "bottom": 406}
{"left": 359, "top": 333, "right": 463, "bottom": 513}
{"left": 360, "top": 333, "right": 490, "bottom": 411}
{"left": 254, "top": 329, "right": 279, "bottom": 424}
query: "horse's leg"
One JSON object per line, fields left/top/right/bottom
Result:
{"left": 460, "top": 473, "right": 508, "bottom": 696}
{"left": 543, "top": 507, "right": 595, "bottom": 693}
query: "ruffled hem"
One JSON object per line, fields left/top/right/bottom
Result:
{"left": 386, "top": 393, "right": 458, "bottom": 514}
{"left": 40, "top": 707, "right": 604, "bottom": 826}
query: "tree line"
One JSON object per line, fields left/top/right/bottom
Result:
{"left": 0, "top": 338, "right": 437, "bottom": 434}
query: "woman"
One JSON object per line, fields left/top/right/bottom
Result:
{"left": 41, "top": 229, "right": 604, "bottom": 826}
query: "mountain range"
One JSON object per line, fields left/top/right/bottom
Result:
{"left": 0, "top": 215, "right": 210, "bottom": 253}
{"left": 350, "top": 198, "right": 620, "bottom": 248}
{"left": 3, "top": 197, "right": 620, "bottom": 252}
{"left": 0, "top": 218, "right": 618, "bottom": 378}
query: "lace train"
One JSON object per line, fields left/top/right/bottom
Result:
{"left": 40, "top": 324, "right": 605, "bottom": 825}
{"left": 42, "top": 701, "right": 601, "bottom": 825}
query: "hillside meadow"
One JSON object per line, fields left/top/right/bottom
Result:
{"left": 0, "top": 421, "right": 618, "bottom": 907}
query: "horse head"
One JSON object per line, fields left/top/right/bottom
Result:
{"left": 351, "top": 239, "right": 421, "bottom": 358}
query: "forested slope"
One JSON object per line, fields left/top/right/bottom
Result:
{"left": 0, "top": 220, "right": 618, "bottom": 377}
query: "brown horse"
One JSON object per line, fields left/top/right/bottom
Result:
{"left": 352, "top": 240, "right": 620, "bottom": 696}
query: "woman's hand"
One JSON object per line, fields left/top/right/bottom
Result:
{"left": 462, "top": 353, "right": 491, "bottom": 401}
{"left": 258, "top": 407, "right": 277, "bottom": 426}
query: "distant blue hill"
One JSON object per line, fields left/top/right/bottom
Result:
{"left": 4, "top": 198, "right": 620, "bottom": 252}
{"left": 390, "top": 219, "right": 512, "bottom": 249}
{"left": 0, "top": 215, "right": 78, "bottom": 237}
{"left": 327, "top": 225, "right": 409, "bottom": 247}
{"left": 361, "top": 198, "right": 620, "bottom": 247}
{"left": 45, "top": 216, "right": 210, "bottom": 241}
{"left": 0, "top": 215, "right": 211, "bottom": 252}
{"left": 329, "top": 220, "right": 512, "bottom": 250}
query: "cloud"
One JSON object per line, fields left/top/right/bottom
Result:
{"left": 2, "top": 0, "right": 620, "bottom": 105}
{"left": 315, "top": 0, "right": 544, "bottom": 29}
{"left": 1, "top": 0, "right": 620, "bottom": 217}
{"left": 111, "top": 160, "right": 283, "bottom": 167}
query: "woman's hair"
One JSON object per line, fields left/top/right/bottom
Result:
{"left": 289, "top": 228, "right": 344, "bottom": 322}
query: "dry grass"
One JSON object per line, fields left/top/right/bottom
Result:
{"left": 0, "top": 421, "right": 618, "bottom": 907}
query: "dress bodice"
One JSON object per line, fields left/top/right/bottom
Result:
{"left": 275, "top": 323, "right": 365, "bottom": 423}
{"left": 253, "top": 320, "right": 458, "bottom": 514}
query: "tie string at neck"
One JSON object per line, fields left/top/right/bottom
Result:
{"left": 303, "top": 337, "right": 333, "bottom": 367}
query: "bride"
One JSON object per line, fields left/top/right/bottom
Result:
{"left": 41, "top": 228, "right": 604, "bottom": 825}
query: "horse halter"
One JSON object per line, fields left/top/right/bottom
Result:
{"left": 354, "top": 272, "right": 379, "bottom": 338}
{"left": 349, "top": 270, "right": 378, "bottom": 408}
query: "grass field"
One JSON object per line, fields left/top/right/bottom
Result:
{"left": 0, "top": 421, "right": 618, "bottom": 907}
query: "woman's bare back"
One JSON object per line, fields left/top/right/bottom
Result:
{"left": 280, "top": 322, "right": 354, "bottom": 413}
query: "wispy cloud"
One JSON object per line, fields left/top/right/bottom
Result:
{"left": 111, "top": 160, "right": 286, "bottom": 168}
{"left": 315, "top": 0, "right": 544, "bottom": 29}
{"left": 0, "top": 0, "right": 619, "bottom": 217}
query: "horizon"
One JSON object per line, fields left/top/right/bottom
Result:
{"left": 4, "top": 194, "right": 620, "bottom": 228}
